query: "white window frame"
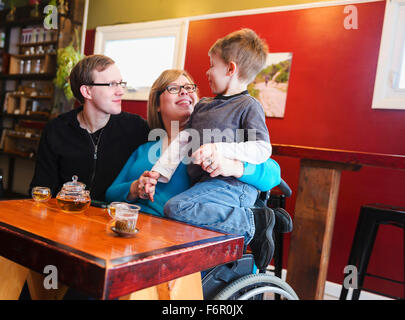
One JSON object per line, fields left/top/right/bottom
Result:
{"left": 94, "top": 19, "right": 189, "bottom": 100}
{"left": 372, "top": 0, "right": 405, "bottom": 110}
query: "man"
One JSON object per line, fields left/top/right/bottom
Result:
{"left": 30, "top": 55, "right": 150, "bottom": 201}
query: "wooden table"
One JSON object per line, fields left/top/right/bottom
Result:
{"left": 0, "top": 199, "right": 243, "bottom": 300}
{"left": 272, "top": 144, "right": 405, "bottom": 300}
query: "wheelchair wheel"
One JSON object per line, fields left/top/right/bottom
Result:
{"left": 212, "top": 274, "right": 299, "bottom": 300}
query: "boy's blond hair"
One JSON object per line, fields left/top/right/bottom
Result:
{"left": 209, "top": 28, "right": 268, "bottom": 83}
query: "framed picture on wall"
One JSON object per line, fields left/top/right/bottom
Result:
{"left": 248, "top": 52, "right": 292, "bottom": 118}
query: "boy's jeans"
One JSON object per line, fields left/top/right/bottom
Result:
{"left": 164, "top": 176, "right": 258, "bottom": 246}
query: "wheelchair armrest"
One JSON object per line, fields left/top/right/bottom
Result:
{"left": 257, "top": 178, "right": 293, "bottom": 234}
{"left": 278, "top": 179, "right": 292, "bottom": 197}
{"left": 258, "top": 178, "right": 292, "bottom": 202}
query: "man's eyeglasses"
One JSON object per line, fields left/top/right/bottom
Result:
{"left": 86, "top": 81, "right": 127, "bottom": 89}
{"left": 165, "top": 84, "right": 197, "bottom": 94}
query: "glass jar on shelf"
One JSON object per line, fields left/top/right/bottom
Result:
{"left": 20, "top": 60, "right": 25, "bottom": 74}
{"left": 25, "top": 60, "right": 32, "bottom": 73}
{"left": 34, "top": 59, "right": 41, "bottom": 73}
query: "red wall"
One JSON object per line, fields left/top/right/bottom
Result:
{"left": 86, "top": 0, "right": 405, "bottom": 297}
{"left": 184, "top": 1, "right": 405, "bottom": 297}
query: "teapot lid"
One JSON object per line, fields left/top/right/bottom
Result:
{"left": 62, "top": 175, "right": 86, "bottom": 192}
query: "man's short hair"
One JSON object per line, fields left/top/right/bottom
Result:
{"left": 69, "top": 54, "right": 115, "bottom": 104}
{"left": 209, "top": 28, "right": 268, "bottom": 83}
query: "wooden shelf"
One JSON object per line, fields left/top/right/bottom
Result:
{"left": 5, "top": 133, "right": 40, "bottom": 141}
{"left": 6, "top": 94, "right": 52, "bottom": 100}
{"left": 0, "top": 149, "right": 36, "bottom": 160}
{"left": 17, "top": 41, "right": 58, "bottom": 47}
{"left": 0, "top": 17, "right": 44, "bottom": 29}
{"left": 10, "top": 53, "right": 56, "bottom": 60}
{"left": 0, "top": 73, "right": 55, "bottom": 80}
{"left": 2, "top": 112, "right": 50, "bottom": 121}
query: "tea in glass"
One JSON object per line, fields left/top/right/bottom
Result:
{"left": 56, "top": 197, "right": 91, "bottom": 213}
{"left": 108, "top": 202, "right": 140, "bottom": 235}
{"left": 55, "top": 176, "right": 91, "bottom": 213}
{"left": 32, "top": 187, "right": 51, "bottom": 202}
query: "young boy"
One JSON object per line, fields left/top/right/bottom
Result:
{"left": 152, "top": 29, "right": 272, "bottom": 250}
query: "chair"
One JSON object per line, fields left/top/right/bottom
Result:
{"left": 339, "top": 204, "right": 405, "bottom": 300}
{"left": 202, "top": 179, "right": 298, "bottom": 300}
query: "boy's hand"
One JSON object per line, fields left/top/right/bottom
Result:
{"left": 143, "top": 171, "right": 160, "bottom": 202}
{"left": 129, "top": 171, "right": 160, "bottom": 202}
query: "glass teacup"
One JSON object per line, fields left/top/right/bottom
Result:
{"left": 32, "top": 187, "right": 51, "bottom": 202}
{"left": 108, "top": 202, "right": 140, "bottom": 234}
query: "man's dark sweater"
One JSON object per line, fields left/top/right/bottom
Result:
{"left": 30, "top": 106, "right": 150, "bottom": 201}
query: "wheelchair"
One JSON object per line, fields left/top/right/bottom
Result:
{"left": 202, "top": 179, "right": 299, "bottom": 300}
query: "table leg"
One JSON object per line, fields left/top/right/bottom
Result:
{"left": 26, "top": 270, "right": 68, "bottom": 300}
{"left": 286, "top": 160, "right": 345, "bottom": 300}
{"left": 119, "top": 272, "right": 203, "bottom": 300}
{"left": 0, "top": 257, "right": 29, "bottom": 299}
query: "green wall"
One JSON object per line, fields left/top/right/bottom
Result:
{"left": 87, "top": 0, "right": 336, "bottom": 29}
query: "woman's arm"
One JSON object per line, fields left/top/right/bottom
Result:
{"left": 105, "top": 145, "right": 159, "bottom": 203}
{"left": 238, "top": 159, "right": 281, "bottom": 192}
{"left": 198, "top": 147, "right": 281, "bottom": 192}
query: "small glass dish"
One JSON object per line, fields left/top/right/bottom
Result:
{"left": 31, "top": 186, "right": 51, "bottom": 202}
{"left": 110, "top": 226, "right": 139, "bottom": 238}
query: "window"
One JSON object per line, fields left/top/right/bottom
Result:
{"left": 372, "top": 0, "right": 405, "bottom": 109}
{"left": 94, "top": 19, "right": 189, "bottom": 100}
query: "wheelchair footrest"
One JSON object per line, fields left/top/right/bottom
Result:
{"left": 202, "top": 254, "right": 255, "bottom": 300}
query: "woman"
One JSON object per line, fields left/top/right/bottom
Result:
{"left": 105, "top": 69, "right": 280, "bottom": 217}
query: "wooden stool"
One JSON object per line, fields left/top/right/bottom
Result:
{"left": 339, "top": 204, "right": 405, "bottom": 300}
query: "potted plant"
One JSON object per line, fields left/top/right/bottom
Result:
{"left": 53, "top": 28, "right": 83, "bottom": 113}
{"left": 6, "top": 0, "right": 15, "bottom": 21}
{"left": 29, "top": 0, "right": 40, "bottom": 18}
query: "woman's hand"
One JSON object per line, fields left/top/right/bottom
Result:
{"left": 192, "top": 144, "right": 244, "bottom": 178}
{"left": 128, "top": 171, "right": 160, "bottom": 202}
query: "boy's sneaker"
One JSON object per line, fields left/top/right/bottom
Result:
{"left": 249, "top": 206, "right": 275, "bottom": 270}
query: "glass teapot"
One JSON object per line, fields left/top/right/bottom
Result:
{"left": 56, "top": 175, "right": 91, "bottom": 213}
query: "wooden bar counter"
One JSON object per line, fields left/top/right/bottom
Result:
{"left": 0, "top": 199, "right": 243, "bottom": 300}
{"left": 272, "top": 144, "right": 405, "bottom": 300}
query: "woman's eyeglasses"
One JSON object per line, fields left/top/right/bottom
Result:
{"left": 85, "top": 81, "right": 127, "bottom": 88}
{"left": 165, "top": 84, "right": 197, "bottom": 94}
